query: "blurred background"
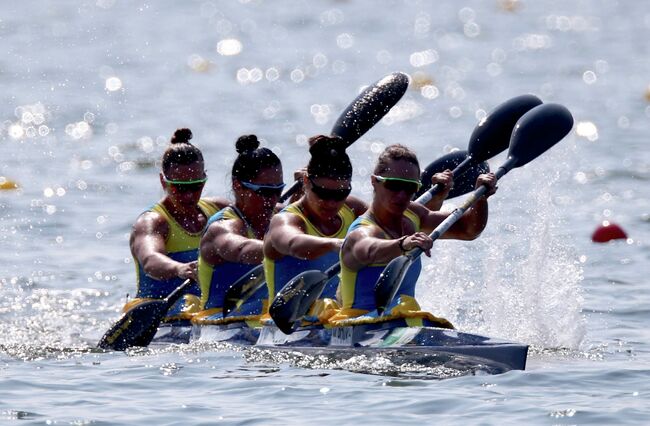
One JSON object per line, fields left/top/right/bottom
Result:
{"left": 0, "top": 0, "right": 649, "bottom": 422}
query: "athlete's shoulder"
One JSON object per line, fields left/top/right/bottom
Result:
{"left": 344, "top": 195, "right": 368, "bottom": 217}
{"left": 201, "top": 197, "right": 230, "bottom": 213}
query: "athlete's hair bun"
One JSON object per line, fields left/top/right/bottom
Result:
{"left": 171, "top": 128, "right": 193, "bottom": 144}
{"left": 235, "top": 134, "right": 260, "bottom": 154}
{"left": 308, "top": 135, "right": 346, "bottom": 157}
{"left": 307, "top": 135, "right": 352, "bottom": 180}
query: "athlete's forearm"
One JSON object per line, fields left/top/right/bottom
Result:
{"left": 220, "top": 237, "right": 264, "bottom": 264}
{"left": 353, "top": 237, "right": 402, "bottom": 265}
{"left": 284, "top": 234, "right": 341, "bottom": 260}
{"left": 141, "top": 252, "right": 189, "bottom": 280}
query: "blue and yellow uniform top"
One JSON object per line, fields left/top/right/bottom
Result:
{"left": 195, "top": 206, "right": 268, "bottom": 320}
{"left": 263, "top": 202, "right": 356, "bottom": 306}
{"left": 132, "top": 199, "right": 220, "bottom": 320}
{"left": 338, "top": 209, "right": 423, "bottom": 314}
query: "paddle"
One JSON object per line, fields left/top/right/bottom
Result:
{"left": 222, "top": 263, "right": 265, "bottom": 316}
{"left": 221, "top": 72, "right": 410, "bottom": 315}
{"left": 97, "top": 279, "right": 193, "bottom": 351}
{"left": 415, "top": 94, "right": 542, "bottom": 204}
{"left": 374, "top": 103, "right": 574, "bottom": 314}
{"left": 280, "top": 72, "right": 410, "bottom": 201}
{"left": 418, "top": 150, "right": 489, "bottom": 200}
{"left": 268, "top": 95, "right": 543, "bottom": 334}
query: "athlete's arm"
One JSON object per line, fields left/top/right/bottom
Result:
{"left": 200, "top": 219, "right": 262, "bottom": 265}
{"left": 130, "top": 212, "right": 197, "bottom": 280}
{"left": 345, "top": 195, "right": 368, "bottom": 217}
{"left": 341, "top": 225, "right": 433, "bottom": 270}
{"left": 265, "top": 213, "right": 341, "bottom": 260}
{"left": 415, "top": 173, "right": 497, "bottom": 239}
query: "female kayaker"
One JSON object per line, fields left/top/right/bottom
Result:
{"left": 262, "top": 135, "right": 367, "bottom": 319}
{"left": 333, "top": 144, "right": 496, "bottom": 323}
{"left": 129, "top": 128, "right": 228, "bottom": 320}
{"left": 194, "top": 135, "right": 283, "bottom": 321}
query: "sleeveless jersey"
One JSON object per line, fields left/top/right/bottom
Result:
{"left": 134, "top": 199, "right": 220, "bottom": 300}
{"left": 339, "top": 209, "right": 422, "bottom": 312}
{"left": 264, "top": 202, "right": 356, "bottom": 305}
{"left": 198, "top": 206, "right": 267, "bottom": 316}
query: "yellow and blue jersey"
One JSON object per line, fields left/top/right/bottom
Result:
{"left": 133, "top": 199, "right": 219, "bottom": 318}
{"left": 339, "top": 209, "right": 422, "bottom": 312}
{"left": 197, "top": 206, "right": 267, "bottom": 318}
{"left": 264, "top": 202, "right": 356, "bottom": 305}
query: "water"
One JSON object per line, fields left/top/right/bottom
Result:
{"left": 1, "top": 0, "right": 649, "bottom": 424}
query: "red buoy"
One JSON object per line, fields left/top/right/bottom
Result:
{"left": 591, "top": 221, "right": 628, "bottom": 243}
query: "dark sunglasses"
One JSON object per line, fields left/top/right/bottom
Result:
{"left": 164, "top": 176, "right": 208, "bottom": 192}
{"left": 372, "top": 175, "right": 422, "bottom": 194}
{"left": 241, "top": 180, "right": 285, "bottom": 197}
{"left": 308, "top": 176, "right": 351, "bottom": 201}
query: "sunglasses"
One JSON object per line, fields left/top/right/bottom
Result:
{"left": 163, "top": 176, "right": 208, "bottom": 192}
{"left": 372, "top": 175, "right": 422, "bottom": 194}
{"left": 308, "top": 176, "right": 351, "bottom": 201}
{"left": 241, "top": 180, "right": 285, "bottom": 197}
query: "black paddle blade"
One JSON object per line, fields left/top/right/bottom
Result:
{"left": 97, "top": 300, "right": 168, "bottom": 351}
{"left": 223, "top": 265, "right": 265, "bottom": 316}
{"left": 506, "top": 103, "right": 574, "bottom": 170}
{"left": 468, "top": 94, "right": 543, "bottom": 162}
{"left": 374, "top": 255, "right": 412, "bottom": 315}
{"left": 97, "top": 279, "right": 193, "bottom": 351}
{"left": 269, "top": 270, "right": 328, "bottom": 334}
{"left": 331, "top": 72, "right": 409, "bottom": 145}
{"left": 417, "top": 150, "right": 490, "bottom": 199}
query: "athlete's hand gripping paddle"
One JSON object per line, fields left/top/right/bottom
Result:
{"left": 374, "top": 103, "right": 574, "bottom": 314}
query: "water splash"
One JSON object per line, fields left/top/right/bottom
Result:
{"left": 418, "top": 145, "right": 585, "bottom": 350}
{"left": 0, "top": 282, "right": 109, "bottom": 360}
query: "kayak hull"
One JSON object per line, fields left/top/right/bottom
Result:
{"left": 191, "top": 321, "right": 260, "bottom": 345}
{"left": 150, "top": 321, "right": 192, "bottom": 345}
{"left": 256, "top": 322, "right": 527, "bottom": 371}
{"left": 189, "top": 318, "right": 528, "bottom": 372}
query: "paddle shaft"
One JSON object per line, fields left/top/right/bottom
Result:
{"left": 406, "top": 157, "right": 513, "bottom": 260}
{"left": 280, "top": 181, "right": 301, "bottom": 203}
{"left": 415, "top": 156, "right": 474, "bottom": 204}
{"left": 165, "top": 278, "right": 194, "bottom": 306}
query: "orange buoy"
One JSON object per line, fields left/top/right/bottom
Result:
{"left": 410, "top": 71, "right": 434, "bottom": 90}
{"left": 0, "top": 176, "right": 19, "bottom": 190}
{"left": 591, "top": 221, "right": 628, "bottom": 243}
{"left": 498, "top": 0, "right": 521, "bottom": 12}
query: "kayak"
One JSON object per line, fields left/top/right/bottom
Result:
{"left": 149, "top": 320, "right": 192, "bottom": 345}
{"left": 191, "top": 320, "right": 260, "bottom": 345}
{"left": 189, "top": 318, "right": 528, "bottom": 372}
